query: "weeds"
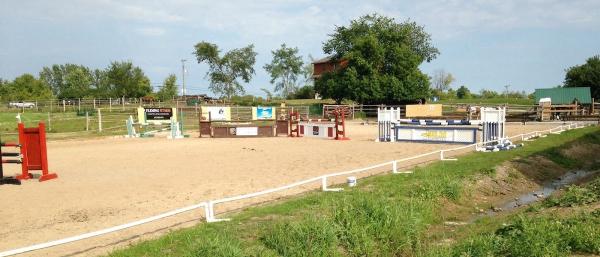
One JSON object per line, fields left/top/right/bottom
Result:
{"left": 261, "top": 216, "right": 340, "bottom": 257}
{"left": 449, "top": 214, "right": 600, "bottom": 257}
{"left": 544, "top": 177, "right": 600, "bottom": 207}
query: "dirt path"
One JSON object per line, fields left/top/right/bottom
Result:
{"left": 0, "top": 122, "right": 559, "bottom": 256}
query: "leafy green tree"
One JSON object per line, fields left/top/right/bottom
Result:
{"left": 156, "top": 74, "right": 178, "bottom": 101}
{"left": 0, "top": 78, "right": 7, "bottom": 101}
{"left": 291, "top": 85, "right": 316, "bottom": 99}
{"left": 445, "top": 88, "right": 457, "bottom": 99}
{"left": 90, "top": 69, "right": 111, "bottom": 98}
{"left": 4, "top": 74, "right": 53, "bottom": 100}
{"left": 564, "top": 55, "right": 600, "bottom": 99}
{"left": 194, "top": 41, "right": 257, "bottom": 99}
{"left": 479, "top": 89, "right": 499, "bottom": 99}
{"left": 264, "top": 44, "right": 304, "bottom": 98}
{"left": 39, "top": 64, "right": 94, "bottom": 99}
{"left": 105, "top": 61, "right": 152, "bottom": 98}
{"left": 456, "top": 85, "right": 472, "bottom": 99}
{"left": 315, "top": 14, "right": 438, "bottom": 104}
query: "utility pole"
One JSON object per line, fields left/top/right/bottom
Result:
{"left": 181, "top": 59, "right": 187, "bottom": 98}
{"left": 180, "top": 59, "right": 187, "bottom": 135}
{"left": 504, "top": 85, "right": 510, "bottom": 99}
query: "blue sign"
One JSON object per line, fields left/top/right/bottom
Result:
{"left": 256, "top": 107, "right": 273, "bottom": 120}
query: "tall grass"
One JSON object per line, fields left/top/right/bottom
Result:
{"left": 446, "top": 214, "right": 600, "bottom": 257}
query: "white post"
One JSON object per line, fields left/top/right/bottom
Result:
{"left": 93, "top": 98, "right": 96, "bottom": 109}
{"left": 392, "top": 160, "right": 398, "bottom": 174}
{"left": 86, "top": 112, "right": 89, "bottom": 131}
{"left": 78, "top": 98, "right": 81, "bottom": 112}
{"left": 321, "top": 176, "right": 327, "bottom": 191}
{"left": 440, "top": 150, "right": 457, "bottom": 161}
{"left": 97, "top": 108, "right": 102, "bottom": 132}
{"left": 122, "top": 96, "right": 125, "bottom": 111}
{"left": 62, "top": 99, "right": 65, "bottom": 112}
{"left": 47, "top": 112, "right": 51, "bottom": 131}
{"left": 109, "top": 98, "right": 112, "bottom": 112}
{"left": 204, "top": 202, "right": 212, "bottom": 221}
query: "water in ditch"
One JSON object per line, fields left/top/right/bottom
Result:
{"left": 482, "top": 170, "right": 598, "bottom": 217}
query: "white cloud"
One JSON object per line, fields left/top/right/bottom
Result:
{"left": 136, "top": 27, "right": 166, "bottom": 37}
{"left": 411, "top": 0, "right": 600, "bottom": 38}
{"left": 104, "top": 0, "right": 184, "bottom": 23}
{"left": 0, "top": 0, "right": 184, "bottom": 23}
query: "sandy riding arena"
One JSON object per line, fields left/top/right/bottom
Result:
{"left": 0, "top": 122, "right": 559, "bottom": 256}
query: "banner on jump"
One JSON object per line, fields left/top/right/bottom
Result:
{"left": 145, "top": 108, "right": 173, "bottom": 120}
{"left": 137, "top": 107, "right": 176, "bottom": 125}
{"left": 394, "top": 126, "right": 476, "bottom": 144}
{"left": 202, "top": 107, "right": 231, "bottom": 121}
{"left": 234, "top": 127, "right": 258, "bottom": 136}
{"left": 253, "top": 106, "right": 275, "bottom": 120}
{"left": 405, "top": 104, "right": 442, "bottom": 118}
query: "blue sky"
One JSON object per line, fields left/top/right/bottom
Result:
{"left": 1, "top": 0, "right": 599, "bottom": 97}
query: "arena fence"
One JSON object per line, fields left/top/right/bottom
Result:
{"left": 0, "top": 122, "right": 595, "bottom": 256}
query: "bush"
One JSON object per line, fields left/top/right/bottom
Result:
{"left": 544, "top": 177, "right": 600, "bottom": 207}
{"left": 289, "top": 86, "right": 315, "bottom": 99}
{"left": 451, "top": 215, "right": 600, "bottom": 256}
{"left": 554, "top": 186, "right": 597, "bottom": 207}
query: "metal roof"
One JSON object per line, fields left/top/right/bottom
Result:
{"left": 312, "top": 56, "right": 334, "bottom": 64}
{"left": 533, "top": 87, "right": 592, "bottom": 104}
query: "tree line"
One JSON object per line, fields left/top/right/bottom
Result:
{"left": 0, "top": 61, "right": 179, "bottom": 102}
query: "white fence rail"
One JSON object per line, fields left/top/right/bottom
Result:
{"left": 0, "top": 122, "right": 594, "bottom": 256}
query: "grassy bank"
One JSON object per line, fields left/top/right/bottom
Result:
{"left": 107, "top": 125, "right": 600, "bottom": 257}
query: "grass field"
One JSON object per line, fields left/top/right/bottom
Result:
{"left": 106, "top": 125, "right": 600, "bottom": 256}
{"left": 0, "top": 110, "right": 134, "bottom": 141}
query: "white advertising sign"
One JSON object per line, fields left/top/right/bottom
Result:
{"left": 235, "top": 127, "right": 258, "bottom": 136}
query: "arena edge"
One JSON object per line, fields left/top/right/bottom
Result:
{"left": 106, "top": 125, "right": 600, "bottom": 257}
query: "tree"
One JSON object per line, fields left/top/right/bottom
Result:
{"left": 291, "top": 85, "right": 316, "bottom": 99}
{"left": 432, "top": 69, "right": 455, "bottom": 92}
{"left": 479, "top": 89, "right": 499, "bottom": 99}
{"left": 260, "top": 88, "right": 273, "bottom": 101}
{"left": 194, "top": 41, "right": 257, "bottom": 100}
{"left": 456, "top": 85, "right": 471, "bottom": 99}
{"left": 445, "top": 88, "right": 457, "bottom": 99}
{"left": 3, "top": 74, "right": 53, "bottom": 100}
{"left": 105, "top": 61, "right": 152, "bottom": 98}
{"left": 315, "top": 14, "right": 439, "bottom": 104}
{"left": 264, "top": 44, "right": 304, "bottom": 98}
{"left": 156, "top": 74, "right": 178, "bottom": 101}
{"left": 301, "top": 56, "right": 315, "bottom": 88}
{"left": 564, "top": 55, "right": 600, "bottom": 99}
{"left": 39, "top": 64, "right": 94, "bottom": 99}
{"left": 90, "top": 69, "right": 110, "bottom": 98}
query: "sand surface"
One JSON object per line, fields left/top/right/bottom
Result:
{"left": 0, "top": 122, "right": 561, "bottom": 256}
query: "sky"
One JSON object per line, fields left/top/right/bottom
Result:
{"left": 1, "top": 0, "right": 599, "bottom": 97}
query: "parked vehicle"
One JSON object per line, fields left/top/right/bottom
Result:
{"left": 8, "top": 101, "right": 36, "bottom": 108}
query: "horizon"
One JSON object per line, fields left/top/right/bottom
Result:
{"left": 1, "top": 0, "right": 599, "bottom": 97}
